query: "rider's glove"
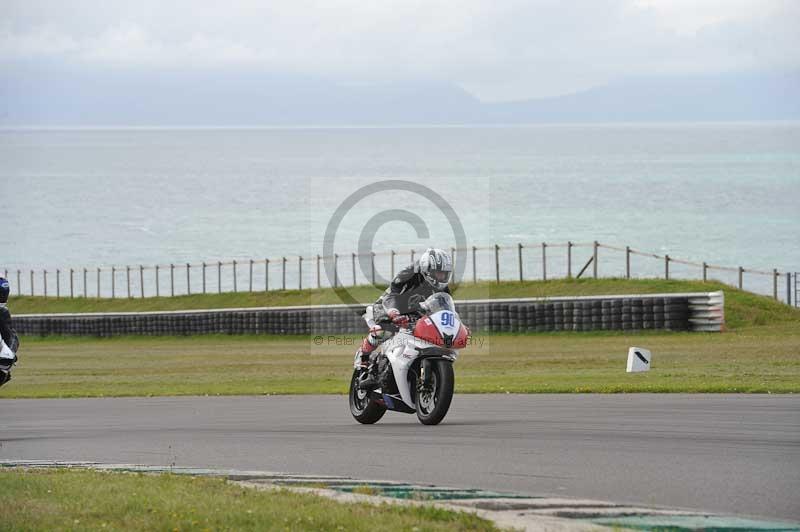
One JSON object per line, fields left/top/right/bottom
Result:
{"left": 387, "top": 309, "right": 409, "bottom": 328}
{"left": 368, "top": 324, "right": 383, "bottom": 335}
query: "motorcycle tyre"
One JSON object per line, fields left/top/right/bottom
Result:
{"left": 349, "top": 369, "right": 387, "bottom": 424}
{"left": 415, "top": 360, "right": 454, "bottom": 426}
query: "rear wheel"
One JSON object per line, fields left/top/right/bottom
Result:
{"left": 349, "top": 369, "right": 386, "bottom": 424}
{"left": 415, "top": 360, "right": 454, "bottom": 425}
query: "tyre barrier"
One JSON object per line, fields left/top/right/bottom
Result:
{"left": 13, "top": 292, "right": 724, "bottom": 337}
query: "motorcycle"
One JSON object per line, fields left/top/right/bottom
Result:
{"left": 348, "top": 292, "right": 470, "bottom": 425}
{"left": 0, "top": 338, "right": 16, "bottom": 388}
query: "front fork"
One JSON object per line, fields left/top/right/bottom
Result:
{"left": 419, "top": 358, "right": 434, "bottom": 389}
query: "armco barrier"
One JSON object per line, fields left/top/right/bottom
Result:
{"left": 13, "top": 292, "right": 724, "bottom": 337}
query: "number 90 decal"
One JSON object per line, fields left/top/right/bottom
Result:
{"left": 440, "top": 312, "right": 455, "bottom": 327}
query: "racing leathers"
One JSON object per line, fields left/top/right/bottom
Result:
{"left": 0, "top": 304, "right": 19, "bottom": 385}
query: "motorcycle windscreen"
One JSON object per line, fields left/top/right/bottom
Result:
{"left": 423, "top": 292, "right": 456, "bottom": 314}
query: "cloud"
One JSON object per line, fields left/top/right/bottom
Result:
{"left": 70, "top": 24, "right": 263, "bottom": 68}
{"left": 0, "top": 24, "right": 80, "bottom": 57}
{"left": 2, "top": 0, "right": 798, "bottom": 100}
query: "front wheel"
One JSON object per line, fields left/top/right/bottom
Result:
{"left": 415, "top": 360, "right": 454, "bottom": 425}
{"left": 349, "top": 369, "right": 386, "bottom": 424}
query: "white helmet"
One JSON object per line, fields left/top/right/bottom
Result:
{"left": 419, "top": 248, "right": 453, "bottom": 290}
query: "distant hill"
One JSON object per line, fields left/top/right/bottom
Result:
{"left": 491, "top": 71, "right": 800, "bottom": 122}
{"left": 1, "top": 65, "right": 797, "bottom": 126}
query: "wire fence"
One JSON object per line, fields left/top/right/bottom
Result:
{"left": 3, "top": 242, "right": 797, "bottom": 305}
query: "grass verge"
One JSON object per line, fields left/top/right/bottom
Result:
{"left": 12, "top": 279, "right": 800, "bottom": 330}
{"left": 3, "top": 323, "right": 798, "bottom": 398}
{"left": 1, "top": 467, "right": 497, "bottom": 531}
{"left": 4, "top": 279, "right": 798, "bottom": 398}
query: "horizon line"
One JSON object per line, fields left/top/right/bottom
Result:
{"left": 2, "top": 119, "right": 800, "bottom": 131}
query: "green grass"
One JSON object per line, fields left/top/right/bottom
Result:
{"left": 3, "top": 323, "right": 799, "bottom": 398}
{"left": 4, "top": 279, "right": 798, "bottom": 398}
{"left": 13, "top": 278, "right": 798, "bottom": 330}
{"left": 0, "top": 467, "right": 497, "bottom": 531}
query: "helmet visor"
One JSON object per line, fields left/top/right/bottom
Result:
{"left": 431, "top": 269, "right": 451, "bottom": 283}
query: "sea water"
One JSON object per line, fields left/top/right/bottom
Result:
{"left": 2, "top": 123, "right": 798, "bottom": 297}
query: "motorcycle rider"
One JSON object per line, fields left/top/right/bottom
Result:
{"left": 0, "top": 277, "right": 19, "bottom": 387}
{"left": 356, "top": 248, "right": 453, "bottom": 386}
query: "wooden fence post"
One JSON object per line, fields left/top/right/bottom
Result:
{"left": 665, "top": 255, "right": 670, "bottom": 280}
{"left": 391, "top": 250, "right": 395, "bottom": 279}
{"left": 155, "top": 265, "right": 160, "bottom": 297}
{"left": 217, "top": 262, "right": 221, "bottom": 294}
{"left": 169, "top": 264, "right": 174, "bottom": 296}
{"left": 494, "top": 244, "right": 500, "bottom": 284}
{"left": 472, "top": 246, "right": 477, "bottom": 283}
{"left": 96, "top": 268, "right": 100, "bottom": 298}
{"left": 56, "top": 269, "right": 60, "bottom": 298}
{"left": 111, "top": 267, "right": 115, "bottom": 298}
{"left": 83, "top": 268, "right": 87, "bottom": 298}
{"left": 773, "top": 268, "right": 778, "bottom": 300}
{"left": 16, "top": 270, "right": 21, "bottom": 296}
{"left": 625, "top": 246, "right": 630, "bottom": 279}
{"left": 542, "top": 242, "right": 547, "bottom": 281}
{"left": 43, "top": 270, "right": 48, "bottom": 298}
{"left": 568, "top": 241, "right": 573, "bottom": 279}
{"left": 334, "top": 254, "right": 339, "bottom": 287}
{"left": 70, "top": 268, "right": 74, "bottom": 298}
{"left": 787, "top": 272, "right": 792, "bottom": 305}
{"left": 233, "top": 261, "right": 238, "bottom": 292}
{"left": 738, "top": 267, "right": 743, "bottom": 290}
{"left": 299, "top": 256, "right": 303, "bottom": 290}
{"left": 592, "top": 241, "right": 598, "bottom": 279}
{"left": 371, "top": 252, "right": 376, "bottom": 285}
{"left": 352, "top": 252, "right": 356, "bottom": 287}
{"left": 249, "top": 259, "right": 254, "bottom": 292}
{"left": 411, "top": 249, "right": 415, "bottom": 263}
{"left": 517, "top": 243, "right": 523, "bottom": 282}
{"left": 265, "top": 259, "right": 270, "bottom": 291}
{"left": 29, "top": 270, "right": 34, "bottom": 296}
{"left": 202, "top": 262, "right": 206, "bottom": 294}
{"left": 702, "top": 262, "right": 707, "bottom": 282}
{"left": 282, "top": 257, "right": 287, "bottom": 290}
{"left": 316, "top": 255, "right": 320, "bottom": 289}
{"left": 186, "top": 263, "right": 191, "bottom": 295}
{"left": 126, "top": 266, "right": 131, "bottom": 298}
{"left": 139, "top": 265, "right": 144, "bottom": 298}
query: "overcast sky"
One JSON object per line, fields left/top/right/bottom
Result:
{"left": 2, "top": 0, "right": 798, "bottom": 101}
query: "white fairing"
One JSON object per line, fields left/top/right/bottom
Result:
{"left": 0, "top": 339, "right": 14, "bottom": 361}
{"left": 382, "top": 329, "right": 458, "bottom": 408}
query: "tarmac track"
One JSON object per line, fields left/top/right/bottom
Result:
{"left": 2, "top": 394, "right": 798, "bottom": 521}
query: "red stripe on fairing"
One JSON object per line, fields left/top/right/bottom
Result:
{"left": 413, "top": 318, "right": 444, "bottom": 346}
{"left": 453, "top": 324, "right": 470, "bottom": 349}
{"left": 413, "top": 318, "right": 470, "bottom": 349}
